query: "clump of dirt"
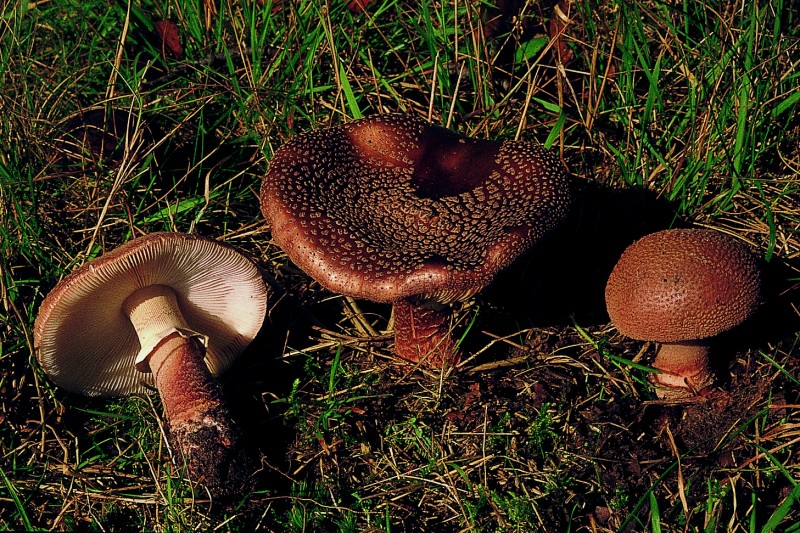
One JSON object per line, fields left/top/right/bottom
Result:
{"left": 50, "top": 108, "right": 149, "bottom": 170}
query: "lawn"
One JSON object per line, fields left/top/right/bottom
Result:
{"left": 1, "top": 0, "right": 799, "bottom": 531}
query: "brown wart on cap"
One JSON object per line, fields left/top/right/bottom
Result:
{"left": 261, "top": 113, "right": 571, "bottom": 367}
{"left": 604, "top": 229, "right": 762, "bottom": 398}
{"left": 34, "top": 233, "right": 268, "bottom": 498}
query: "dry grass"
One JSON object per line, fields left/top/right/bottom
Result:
{"left": 2, "top": 0, "right": 800, "bottom": 531}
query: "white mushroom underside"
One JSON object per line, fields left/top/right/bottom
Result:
{"left": 35, "top": 234, "right": 267, "bottom": 397}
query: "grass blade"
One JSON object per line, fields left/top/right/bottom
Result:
{"left": 339, "top": 61, "right": 362, "bottom": 119}
{"left": 761, "top": 483, "right": 800, "bottom": 533}
{"left": 0, "top": 467, "right": 34, "bottom": 531}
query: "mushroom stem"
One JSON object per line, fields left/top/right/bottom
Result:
{"left": 146, "top": 332, "right": 229, "bottom": 430}
{"left": 650, "top": 341, "right": 713, "bottom": 398}
{"left": 392, "top": 299, "right": 459, "bottom": 368}
{"left": 123, "top": 285, "right": 250, "bottom": 498}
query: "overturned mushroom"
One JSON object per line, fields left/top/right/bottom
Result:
{"left": 261, "top": 113, "right": 571, "bottom": 367}
{"left": 34, "top": 232, "right": 268, "bottom": 498}
{"left": 605, "top": 228, "right": 762, "bottom": 398}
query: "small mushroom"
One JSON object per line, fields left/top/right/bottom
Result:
{"left": 34, "top": 232, "right": 268, "bottom": 498}
{"left": 261, "top": 114, "right": 571, "bottom": 367}
{"left": 604, "top": 228, "right": 762, "bottom": 397}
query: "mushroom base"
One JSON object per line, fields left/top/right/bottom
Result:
{"left": 392, "top": 299, "right": 459, "bottom": 368}
{"left": 166, "top": 402, "right": 253, "bottom": 500}
{"left": 649, "top": 341, "right": 714, "bottom": 399}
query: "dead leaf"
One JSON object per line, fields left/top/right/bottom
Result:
{"left": 153, "top": 19, "right": 183, "bottom": 60}
{"left": 549, "top": 1, "right": 574, "bottom": 64}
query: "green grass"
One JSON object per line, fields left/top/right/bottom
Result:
{"left": 2, "top": 0, "right": 800, "bottom": 530}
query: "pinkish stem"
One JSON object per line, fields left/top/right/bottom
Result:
{"left": 392, "top": 299, "right": 459, "bottom": 368}
{"left": 124, "top": 285, "right": 250, "bottom": 498}
{"left": 146, "top": 332, "right": 250, "bottom": 498}
{"left": 147, "top": 333, "right": 223, "bottom": 425}
{"left": 650, "top": 341, "right": 714, "bottom": 398}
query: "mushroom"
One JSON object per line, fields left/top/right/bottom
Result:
{"left": 260, "top": 113, "right": 571, "bottom": 367}
{"left": 34, "top": 232, "right": 268, "bottom": 498}
{"left": 604, "top": 228, "right": 762, "bottom": 397}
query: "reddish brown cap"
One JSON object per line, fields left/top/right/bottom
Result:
{"left": 605, "top": 229, "right": 762, "bottom": 342}
{"left": 260, "top": 113, "right": 571, "bottom": 304}
{"left": 34, "top": 233, "right": 268, "bottom": 397}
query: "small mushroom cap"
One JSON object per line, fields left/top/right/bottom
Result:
{"left": 34, "top": 233, "right": 268, "bottom": 397}
{"left": 260, "top": 113, "right": 571, "bottom": 304}
{"left": 605, "top": 229, "right": 762, "bottom": 342}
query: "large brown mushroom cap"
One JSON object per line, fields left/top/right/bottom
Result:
{"left": 260, "top": 113, "right": 571, "bottom": 304}
{"left": 34, "top": 232, "right": 268, "bottom": 397}
{"left": 605, "top": 228, "right": 762, "bottom": 343}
